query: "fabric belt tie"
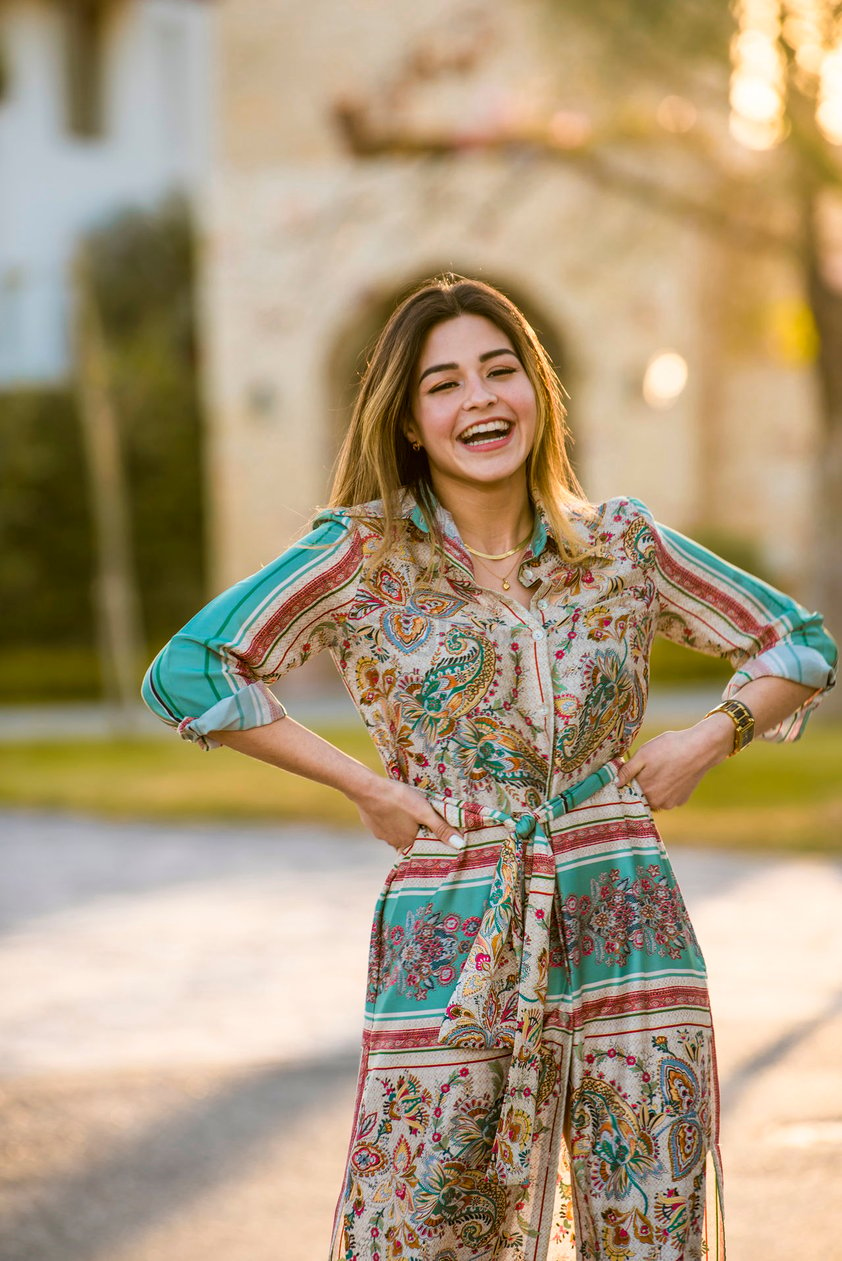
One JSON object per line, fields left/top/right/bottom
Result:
{"left": 423, "top": 755, "right": 624, "bottom": 1185}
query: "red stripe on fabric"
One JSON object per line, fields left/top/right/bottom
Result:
{"left": 576, "top": 983, "right": 710, "bottom": 1027}
{"left": 462, "top": 802, "right": 489, "bottom": 830}
{"left": 654, "top": 536, "right": 768, "bottom": 640}
{"left": 441, "top": 535, "right": 473, "bottom": 575}
{"left": 552, "top": 816, "right": 659, "bottom": 854}
{"left": 398, "top": 847, "right": 499, "bottom": 879}
{"left": 244, "top": 531, "right": 362, "bottom": 664}
{"left": 363, "top": 1026, "right": 446, "bottom": 1051}
{"left": 391, "top": 816, "right": 660, "bottom": 880}
{"left": 363, "top": 985, "right": 709, "bottom": 1052}
{"left": 660, "top": 598, "right": 741, "bottom": 652}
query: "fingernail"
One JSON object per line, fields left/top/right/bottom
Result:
{"left": 449, "top": 834, "right": 465, "bottom": 850}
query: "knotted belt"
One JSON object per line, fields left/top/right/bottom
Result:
{"left": 422, "top": 755, "right": 625, "bottom": 1185}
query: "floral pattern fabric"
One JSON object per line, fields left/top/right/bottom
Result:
{"left": 142, "top": 493, "right": 836, "bottom": 1261}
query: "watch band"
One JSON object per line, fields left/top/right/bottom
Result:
{"left": 703, "top": 698, "right": 755, "bottom": 756}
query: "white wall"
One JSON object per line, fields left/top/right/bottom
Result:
{"left": 0, "top": 0, "right": 214, "bottom": 384}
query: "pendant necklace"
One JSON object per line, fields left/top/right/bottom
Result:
{"left": 472, "top": 549, "right": 524, "bottom": 592}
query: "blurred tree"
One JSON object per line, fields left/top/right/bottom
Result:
{"left": 555, "top": 0, "right": 842, "bottom": 657}
{"left": 74, "top": 244, "right": 144, "bottom": 717}
{"left": 82, "top": 195, "right": 206, "bottom": 651}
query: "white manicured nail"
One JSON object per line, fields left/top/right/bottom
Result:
{"left": 449, "top": 834, "right": 465, "bottom": 850}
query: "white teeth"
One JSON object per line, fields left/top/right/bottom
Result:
{"left": 459, "top": 420, "right": 512, "bottom": 443}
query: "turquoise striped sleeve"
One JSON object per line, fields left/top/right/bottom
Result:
{"left": 141, "top": 512, "right": 362, "bottom": 749}
{"left": 628, "top": 498, "right": 838, "bottom": 742}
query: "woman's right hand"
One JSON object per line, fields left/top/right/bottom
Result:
{"left": 349, "top": 774, "right": 465, "bottom": 855}
{"left": 208, "top": 719, "right": 464, "bottom": 856}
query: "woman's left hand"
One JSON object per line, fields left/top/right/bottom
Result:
{"left": 616, "top": 718, "right": 734, "bottom": 811}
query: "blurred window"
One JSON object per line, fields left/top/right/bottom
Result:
{"left": 153, "top": 13, "right": 190, "bottom": 155}
{"left": 62, "top": 0, "right": 108, "bottom": 139}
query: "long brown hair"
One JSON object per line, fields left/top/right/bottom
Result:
{"left": 329, "top": 274, "right": 594, "bottom": 559}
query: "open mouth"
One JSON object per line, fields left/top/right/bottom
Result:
{"left": 458, "top": 419, "right": 514, "bottom": 446}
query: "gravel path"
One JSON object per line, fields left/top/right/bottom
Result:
{"left": 1, "top": 811, "right": 840, "bottom": 1261}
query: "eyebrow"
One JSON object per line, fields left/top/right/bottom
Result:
{"left": 417, "top": 347, "right": 518, "bottom": 385}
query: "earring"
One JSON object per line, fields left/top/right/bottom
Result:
{"left": 411, "top": 440, "right": 422, "bottom": 452}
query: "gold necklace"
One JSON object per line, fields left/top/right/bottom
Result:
{"left": 462, "top": 530, "right": 532, "bottom": 561}
{"left": 471, "top": 549, "right": 525, "bottom": 592}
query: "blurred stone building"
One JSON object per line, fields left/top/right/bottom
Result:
{"left": 1, "top": 1, "right": 822, "bottom": 602}
{"left": 201, "top": 0, "right": 821, "bottom": 596}
{"left": 0, "top": 0, "right": 212, "bottom": 384}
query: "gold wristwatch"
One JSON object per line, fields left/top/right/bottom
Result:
{"left": 703, "top": 698, "right": 755, "bottom": 756}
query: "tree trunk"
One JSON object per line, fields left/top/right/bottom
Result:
{"left": 73, "top": 248, "right": 145, "bottom": 726}
{"left": 804, "top": 196, "right": 842, "bottom": 716}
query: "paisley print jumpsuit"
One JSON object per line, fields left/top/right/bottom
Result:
{"left": 142, "top": 494, "right": 837, "bottom": 1261}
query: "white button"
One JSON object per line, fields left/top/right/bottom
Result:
{"left": 537, "top": 599, "right": 548, "bottom": 611}
{"left": 532, "top": 628, "right": 544, "bottom": 641}
{"left": 522, "top": 568, "right": 534, "bottom": 583}
{"left": 536, "top": 706, "right": 547, "bottom": 716}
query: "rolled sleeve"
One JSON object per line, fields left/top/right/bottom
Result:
{"left": 721, "top": 633, "right": 837, "bottom": 741}
{"left": 171, "top": 682, "right": 287, "bottom": 751}
{"left": 141, "top": 512, "right": 362, "bottom": 748}
{"left": 628, "top": 498, "right": 838, "bottom": 742}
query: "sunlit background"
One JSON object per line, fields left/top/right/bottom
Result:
{"left": 1, "top": 3, "right": 841, "bottom": 1260}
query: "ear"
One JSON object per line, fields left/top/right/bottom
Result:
{"left": 403, "top": 418, "right": 420, "bottom": 446}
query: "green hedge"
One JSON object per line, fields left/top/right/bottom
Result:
{"left": 0, "top": 198, "right": 205, "bottom": 699}
{"left": 649, "top": 637, "right": 730, "bottom": 688}
{"left": 0, "top": 646, "right": 102, "bottom": 705}
{"left": 0, "top": 389, "right": 96, "bottom": 648}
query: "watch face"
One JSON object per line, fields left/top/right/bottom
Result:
{"left": 719, "top": 700, "right": 753, "bottom": 753}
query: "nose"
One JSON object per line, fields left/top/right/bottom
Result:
{"left": 463, "top": 373, "right": 497, "bottom": 409}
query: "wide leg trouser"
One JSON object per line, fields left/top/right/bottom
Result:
{"left": 330, "top": 794, "right": 725, "bottom": 1261}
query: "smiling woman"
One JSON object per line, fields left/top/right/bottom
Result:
{"left": 141, "top": 273, "right": 837, "bottom": 1261}
{"left": 407, "top": 317, "right": 537, "bottom": 514}
{"left": 326, "top": 272, "right": 570, "bottom": 474}
{"left": 328, "top": 275, "right": 590, "bottom": 573}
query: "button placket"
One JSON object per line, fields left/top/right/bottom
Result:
{"left": 505, "top": 580, "right": 556, "bottom": 758}
{"left": 520, "top": 606, "right": 556, "bottom": 793}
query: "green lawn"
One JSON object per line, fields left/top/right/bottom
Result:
{"left": 1, "top": 722, "right": 839, "bottom": 855}
{"left": 0, "top": 725, "right": 379, "bottom": 827}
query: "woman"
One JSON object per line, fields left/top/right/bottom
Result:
{"left": 142, "top": 275, "right": 836, "bottom": 1261}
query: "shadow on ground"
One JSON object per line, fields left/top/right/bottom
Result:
{"left": 1, "top": 1049, "right": 358, "bottom": 1261}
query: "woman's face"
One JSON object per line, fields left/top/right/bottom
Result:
{"left": 407, "top": 313, "right": 538, "bottom": 498}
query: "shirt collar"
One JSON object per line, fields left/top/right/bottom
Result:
{"left": 403, "top": 488, "right": 553, "bottom": 561}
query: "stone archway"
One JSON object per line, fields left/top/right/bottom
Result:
{"left": 323, "top": 267, "right": 574, "bottom": 497}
